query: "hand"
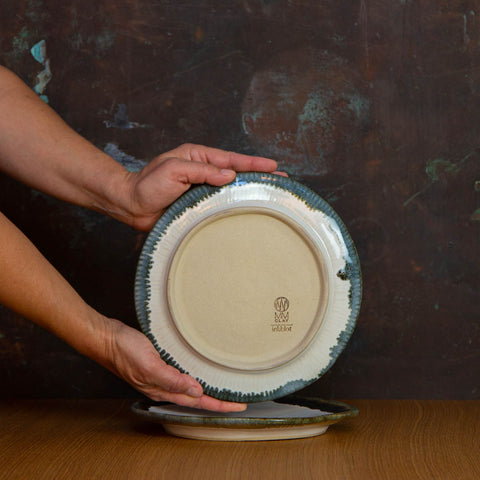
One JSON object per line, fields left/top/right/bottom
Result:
{"left": 117, "top": 143, "right": 282, "bottom": 231}
{"left": 0, "top": 68, "right": 282, "bottom": 230}
{"left": 105, "top": 318, "right": 246, "bottom": 412}
{"left": 0, "top": 212, "right": 244, "bottom": 412}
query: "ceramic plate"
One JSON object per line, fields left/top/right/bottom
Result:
{"left": 132, "top": 397, "right": 358, "bottom": 441}
{"left": 135, "top": 173, "right": 361, "bottom": 402}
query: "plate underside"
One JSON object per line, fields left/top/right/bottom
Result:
{"left": 167, "top": 209, "right": 329, "bottom": 371}
{"left": 135, "top": 173, "right": 362, "bottom": 402}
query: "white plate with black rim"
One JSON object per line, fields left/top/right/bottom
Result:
{"left": 135, "top": 172, "right": 361, "bottom": 403}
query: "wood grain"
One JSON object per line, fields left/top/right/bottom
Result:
{"left": 0, "top": 399, "right": 478, "bottom": 480}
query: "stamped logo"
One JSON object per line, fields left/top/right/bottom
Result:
{"left": 274, "top": 296, "right": 289, "bottom": 312}
{"left": 272, "top": 297, "right": 293, "bottom": 332}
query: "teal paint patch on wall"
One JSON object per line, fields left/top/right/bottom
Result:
{"left": 241, "top": 48, "right": 370, "bottom": 175}
{"left": 30, "top": 39, "right": 51, "bottom": 103}
{"left": 30, "top": 39, "right": 47, "bottom": 64}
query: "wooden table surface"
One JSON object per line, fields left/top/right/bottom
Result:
{"left": 0, "top": 399, "right": 478, "bottom": 480}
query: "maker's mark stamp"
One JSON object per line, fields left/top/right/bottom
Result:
{"left": 272, "top": 296, "right": 293, "bottom": 332}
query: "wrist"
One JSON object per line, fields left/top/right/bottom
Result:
{"left": 79, "top": 151, "right": 133, "bottom": 222}
{"left": 82, "top": 316, "right": 139, "bottom": 382}
{"left": 69, "top": 308, "right": 117, "bottom": 370}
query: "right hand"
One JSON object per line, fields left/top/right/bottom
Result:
{"left": 104, "top": 318, "right": 247, "bottom": 412}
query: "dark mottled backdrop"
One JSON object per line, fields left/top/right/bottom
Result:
{"left": 0, "top": 0, "right": 479, "bottom": 399}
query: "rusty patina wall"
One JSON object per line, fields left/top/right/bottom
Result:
{"left": 0, "top": 0, "right": 479, "bottom": 399}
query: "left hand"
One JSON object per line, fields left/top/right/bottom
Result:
{"left": 115, "top": 143, "right": 282, "bottom": 231}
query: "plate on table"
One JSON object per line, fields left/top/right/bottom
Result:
{"left": 135, "top": 173, "right": 361, "bottom": 402}
{"left": 132, "top": 397, "right": 358, "bottom": 441}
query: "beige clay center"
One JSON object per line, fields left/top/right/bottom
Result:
{"left": 167, "top": 210, "right": 328, "bottom": 371}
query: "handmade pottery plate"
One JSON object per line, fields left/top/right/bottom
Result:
{"left": 131, "top": 397, "right": 358, "bottom": 441}
{"left": 135, "top": 173, "right": 361, "bottom": 402}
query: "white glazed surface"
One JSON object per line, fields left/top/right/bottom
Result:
{"left": 144, "top": 181, "right": 355, "bottom": 398}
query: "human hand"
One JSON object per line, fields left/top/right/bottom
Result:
{"left": 0, "top": 69, "right": 282, "bottom": 229}
{"left": 104, "top": 318, "right": 246, "bottom": 412}
{"left": 115, "top": 143, "right": 283, "bottom": 231}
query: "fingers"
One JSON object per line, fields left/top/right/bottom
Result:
{"left": 197, "top": 146, "right": 279, "bottom": 173}
{"left": 150, "top": 361, "right": 203, "bottom": 397}
{"left": 172, "top": 143, "right": 279, "bottom": 173}
{"left": 139, "top": 356, "right": 246, "bottom": 412}
{"left": 171, "top": 394, "right": 247, "bottom": 413}
{"left": 147, "top": 389, "right": 247, "bottom": 413}
{"left": 164, "top": 157, "right": 287, "bottom": 190}
{"left": 141, "top": 366, "right": 247, "bottom": 412}
{"left": 165, "top": 157, "right": 237, "bottom": 187}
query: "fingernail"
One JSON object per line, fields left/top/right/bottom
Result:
{"left": 186, "top": 385, "right": 203, "bottom": 397}
{"left": 221, "top": 169, "right": 235, "bottom": 176}
{"left": 232, "top": 403, "right": 247, "bottom": 412}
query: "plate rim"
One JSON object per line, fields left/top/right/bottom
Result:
{"left": 131, "top": 396, "right": 359, "bottom": 428}
{"left": 135, "top": 172, "right": 362, "bottom": 402}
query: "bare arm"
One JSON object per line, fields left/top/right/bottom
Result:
{"left": 0, "top": 210, "right": 245, "bottom": 411}
{"left": 0, "top": 65, "right": 280, "bottom": 231}
{"left": 0, "top": 65, "right": 126, "bottom": 217}
{"left": 0, "top": 65, "right": 282, "bottom": 410}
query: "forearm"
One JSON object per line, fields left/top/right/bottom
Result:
{"left": 0, "top": 210, "right": 112, "bottom": 365}
{"left": 0, "top": 65, "right": 128, "bottom": 219}
{"left": 0, "top": 211, "right": 247, "bottom": 410}
{"left": 0, "top": 65, "right": 282, "bottom": 234}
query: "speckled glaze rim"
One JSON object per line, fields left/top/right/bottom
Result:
{"left": 131, "top": 396, "right": 358, "bottom": 428}
{"left": 135, "top": 172, "right": 362, "bottom": 403}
